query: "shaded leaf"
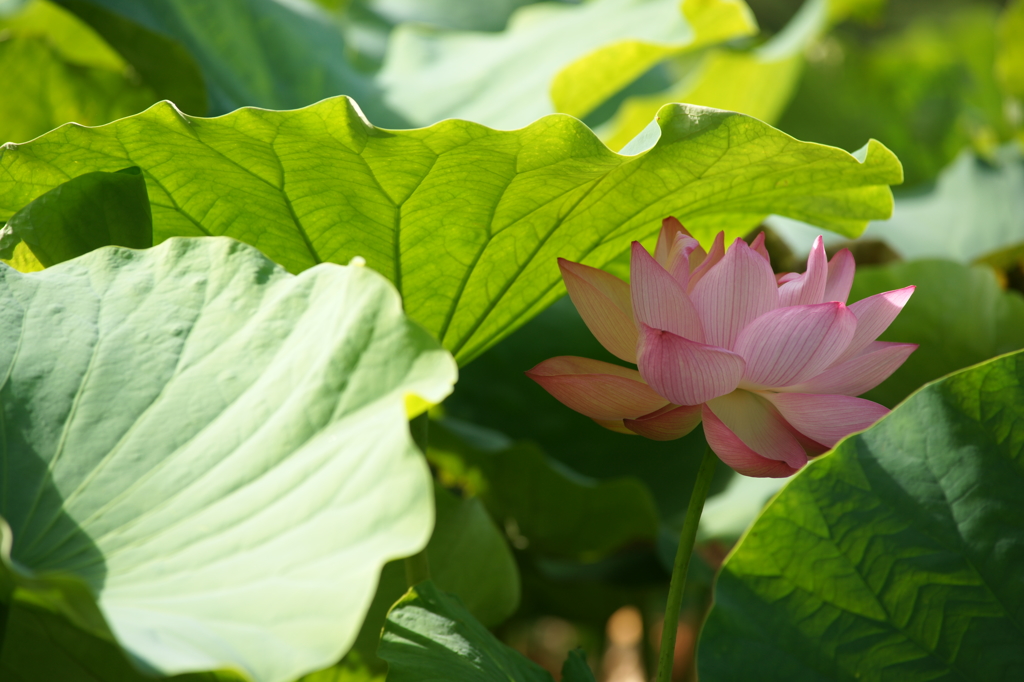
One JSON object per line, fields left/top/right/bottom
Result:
{"left": 56, "top": 0, "right": 395, "bottom": 121}
{"left": 850, "top": 259, "right": 1024, "bottom": 407}
{"left": 0, "top": 237, "right": 456, "bottom": 681}
{"left": 0, "top": 601, "right": 246, "bottom": 681}
{"left": 380, "top": 581, "right": 554, "bottom": 682}
{"left": 0, "top": 166, "right": 151, "bottom": 265}
{"left": 699, "top": 349, "right": 1024, "bottom": 681}
{"left": 560, "top": 649, "right": 598, "bottom": 682}
{"left": 57, "top": 0, "right": 208, "bottom": 114}
{"left": 428, "top": 484, "right": 521, "bottom": 626}
{"left": 429, "top": 418, "right": 660, "bottom": 561}
{"left": 0, "top": 97, "right": 901, "bottom": 363}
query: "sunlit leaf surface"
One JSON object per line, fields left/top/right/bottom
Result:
{"left": 0, "top": 237, "right": 456, "bottom": 681}
{"left": 0, "top": 98, "right": 900, "bottom": 363}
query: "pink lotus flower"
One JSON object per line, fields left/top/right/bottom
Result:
{"left": 526, "top": 218, "right": 916, "bottom": 478}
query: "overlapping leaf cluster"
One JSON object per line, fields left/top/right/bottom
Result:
{"left": 1, "top": 0, "right": 1023, "bottom": 681}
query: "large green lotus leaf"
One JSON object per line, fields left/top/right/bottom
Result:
{"left": 54, "top": 0, "right": 396, "bottom": 122}
{"left": 0, "top": 0, "right": 205, "bottom": 145}
{"left": 854, "top": 145, "right": 1024, "bottom": 263}
{"left": 698, "top": 349, "right": 1024, "bottom": 681}
{"left": 0, "top": 166, "right": 152, "bottom": 266}
{"left": 379, "top": 0, "right": 755, "bottom": 130}
{"left": 380, "top": 581, "right": 557, "bottom": 682}
{"left": 0, "top": 237, "right": 457, "bottom": 681}
{"left": 0, "top": 97, "right": 901, "bottom": 364}
{"left": 427, "top": 418, "right": 660, "bottom": 561}
{"left": 848, "top": 259, "right": 1024, "bottom": 408}
{"left": 599, "top": 0, "right": 880, "bottom": 151}
{"left": 442, "top": 296, "right": 733, "bottom": 519}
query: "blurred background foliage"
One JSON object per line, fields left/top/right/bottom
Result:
{"left": 1, "top": 0, "right": 1021, "bottom": 679}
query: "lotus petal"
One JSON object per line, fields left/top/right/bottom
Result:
{"left": 750, "top": 232, "right": 770, "bottom": 262}
{"left": 823, "top": 248, "right": 855, "bottom": 304}
{"left": 780, "top": 341, "right": 918, "bottom": 395}
{"left": 839, "top": 286, "right": 916, "bottom": 361}
{"left": 687, "top": 231, "right": 725, "bottom": 292}
{"left": 778, "top": 236, "right": 827, "bottom": 307}
{"left": 559, "top": 258, "right": 638, "bottom": 363}
{"left": 631, "top": 242, "right": 704, "bottom": 342}
{"left": 624, "top": 404, "right": 702, "bottom": 441}
{"left": 735, "top": 302, "right": 857, "bottom": 389}
{"left": 763, "top": 392, "right": 889, "bottom": 447}
{"left": 527, "top": 356, "right": 668, "bottom": 420}
{"left": 637, "top": 325, "right": 745, "bottom": 405}
{"left": 702, "top": 404, "right": 803, "bottom": 478}
{"left": 592, "top": 418, "right": 637, "bottom": 435}
{"left": 705, "top": 390, "right": 808, "bottom": 470}
{"left": 692, "top": 238, "right": 779, "bottom": 350}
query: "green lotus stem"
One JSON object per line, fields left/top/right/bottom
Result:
{"left": 405, "top": 413, "right": 432, "bottom": 587}
{"left": 656, "top": 446, "right": 717, "bottom": 682}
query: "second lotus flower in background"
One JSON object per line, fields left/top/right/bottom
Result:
{"left": 527, "top": 218, "right": 916, "bottom": 478}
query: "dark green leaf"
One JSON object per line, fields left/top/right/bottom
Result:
{"left": 0, "top": 166, "right": 151, "bottom": 265}
{"left": 429, "top": 418, "right": 661, "bottom": 561}
{"left": 380, "top": 581, "right": 554, "bottom": 682}
{"left": 57, "top": 0, "right": 208, "bottom": 115}
{"left": 699, "top": 349, "right": 1024, "bottom": 681}
{"left": 56, "top": 0, "right": 395, "bottom": 120}
{"left": 560, "top": 649, "right": 597, "bottom": 682}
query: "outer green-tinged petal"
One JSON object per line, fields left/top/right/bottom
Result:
{"left": 0, "top": 237, "right": 457, "bottom": 682}
{"left": 637, "top": 324, "right": 745, "bottom": 405}
{"left": 558, "top": 258, "right": 637, "bottom": 363}
{"left": 0, "top": 99, "right": 902, "bottom": 364}
{"left": 762, "top": 392, "right": 889, "bottom": 447}
{"left": 526, "top": 356, "right": 668, "bottom": 420}
{"left": 692, "top": 239, "right": 779, "bottom": 350}
{"left": 699, "top": 350, "right": 1024, "bottom": 681}
{"left": 701, "top": 403, "right": 802, "bottom": 478}
{"left": 624, "top": 403, "right": 702, "bottom": 441}
{"left": 705, "top": 390, "right": 807, "bottom": 470}
{"left": 735, "top": 302, "right": 856, "bottom": 389}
